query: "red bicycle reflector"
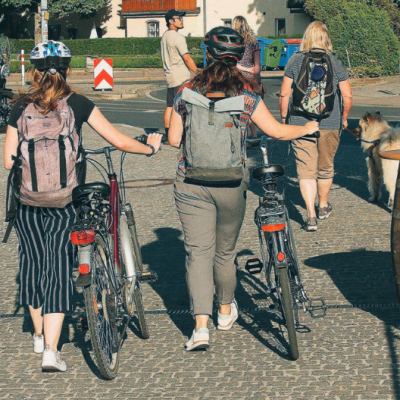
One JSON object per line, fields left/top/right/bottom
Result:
{"left": 70, "top": 230, "right": 95, "bottom": 245}
{"left": 261, "top": 223, "right": 286, "bottom": 232}
{"left": 277, "top": 252, "right": 285, "bottom": 262}
{"left": 78, "top": 264, "right": 90, "bottom": 275}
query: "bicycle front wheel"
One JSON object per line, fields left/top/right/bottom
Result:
{"left": 278, "top": 266, "right": 299, "bottom": 360}
{"left": 85, "top": 235, "right": 120, "bottom": 380}
{"left": 120, "top": 213, "right": 150, "bottom": 339}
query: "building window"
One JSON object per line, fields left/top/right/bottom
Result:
{"left": 275, "top": 19, "right": 286, "bottom": 35}
{"left": 67, "top": 28, "right": 77, "bottom": 40}
{"left": 222, "top": 19, "right": 232, "bottom": 28}
{"left": 49, "top": 25, "right": 61, "bottom": 40}
{"left": 147, "top": 21, "right": 159, "bottom": 37}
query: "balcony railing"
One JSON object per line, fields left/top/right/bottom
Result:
{"left": 122, "top": 0, "right": 197, "bottom": 14}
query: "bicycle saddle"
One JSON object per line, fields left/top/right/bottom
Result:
{"left": 72, "top": 182, "right": 111, "bottom": 203}
{"left": 252, "top": 165, "right": 285, "bottom": 180}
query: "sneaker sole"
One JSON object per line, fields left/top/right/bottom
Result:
{"left": 305, "top": 226, "right": 318, "bottom": 232}
{"left": 185, "top": 341, "right": 210, "bottom": 352}
{"left": 34, "top": 348, "right": 44, "bottom": 354}
{"left": 41, "top": 365, "right": 67, "bottom": 372}
{"left": 318, "top": 213, "right": 332, "bottom": 220}
{"left": 218, "top": 314, "right": 238, "bottom": 331}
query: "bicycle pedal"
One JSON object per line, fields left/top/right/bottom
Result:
{"left": 245, "top": 258, "right": 263, "bottom": 275}
{"left": 295, "top": 324, "right": 311, "bottom": 334}
{"left": 137, "top": 271, "right": 158, "bottom": 283}
{"left": 307, "top": 298, "right": 327, "bottom": 319}
{"left": 77, "top": 316, "right": 88, "bottom": 331}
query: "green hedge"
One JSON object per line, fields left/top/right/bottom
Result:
{"left": 10, "top": 37, "right": 204, "bottom": 56}
{"left": 10, "top": 55, "right": 203, "bottom": 72}
{"left": 305, "top": 0, "right": 400, "bottom": 76}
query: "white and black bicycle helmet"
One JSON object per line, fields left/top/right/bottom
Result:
{"left": 204, "top": 27, "right": 245, "bottom": 64}
{"left": 30, "top": 41, "right": 71, "bottom": 74}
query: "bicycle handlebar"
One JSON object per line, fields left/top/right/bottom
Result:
{"left": 84, "top": 135, "right": 149, "bottom": 155}
{"left": 85, "top": 146, "right": 117, "bottom": 155}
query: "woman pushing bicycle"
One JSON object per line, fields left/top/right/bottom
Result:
{"left": 169, "top": 27, "right": 319, "bottom": 351}
{"left": 4, "top": 41, "right": 162, "bottom": 372}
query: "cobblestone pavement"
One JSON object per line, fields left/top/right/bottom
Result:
{"left": 0, "top": 123, "right": 400, "bottom": 399}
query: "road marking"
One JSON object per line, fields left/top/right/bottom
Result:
{"left": 146, "top": 87, "right": 166, "bottom": 103}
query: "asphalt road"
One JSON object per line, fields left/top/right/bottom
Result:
{"left": 95, "top": 76, "right": 400, "bottom": 148}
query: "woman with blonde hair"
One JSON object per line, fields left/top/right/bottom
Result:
{"left": 232, "top": 15, "right": 261, "bottom": 139}
{"left": 4, "top": 41, "right": 161, "bottom": 372}
{"left": 279, "top": 21, "right": 353, "bottom": 232}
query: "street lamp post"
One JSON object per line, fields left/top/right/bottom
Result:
{"left": 41, "top": 0, "right": 48, "bottom": 42}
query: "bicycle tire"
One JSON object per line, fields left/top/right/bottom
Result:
{"left": 284, "top": 210, "right": 300, "bottom": 271}
{"left": 85, "top": 235, "right": 120, "bottom": 380}
{"left": 121, "top": 224, "right": 150, "bottom": 339}
{"left": 278, "top": 266, "right": 299, "bottom": 360}
{"left": 133, "top": 282, "right": 150, "bottom": 339}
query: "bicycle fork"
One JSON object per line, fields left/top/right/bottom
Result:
{"left": 119, "top": 203, "right": 157, "bottom": 305}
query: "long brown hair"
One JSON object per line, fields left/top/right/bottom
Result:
{"left": 13, "top": 67, "right": 74, "bottom": 115}
{"left": 232, "top": 16, "right": 256, "bottom": 45}
{"left": 192, "top": 54, "right": 256, "bottom": 95}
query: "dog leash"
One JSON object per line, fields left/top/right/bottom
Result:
{"left": 342, "top": 126, "right": 381, "bottom": 165}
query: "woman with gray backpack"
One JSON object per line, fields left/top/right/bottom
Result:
{"left": 168, "top": 27, "right": 319, "bottom": 351}
{"left": 4, "top": 41, "right": 162, "bottom": 372}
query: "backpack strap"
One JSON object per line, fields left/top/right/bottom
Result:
{"left": 58, "top": 135, "right": 67, "bottom": 189}
{"left": 27, "top": 139, "right": 38, "bottom": 192}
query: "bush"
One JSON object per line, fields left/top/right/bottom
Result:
{"left": 10, "top": 37, "right": 205, "bottom": 57}
{"left": 9, "top": 55, "right": 204, "bottom": 72}
{"left": 305, "top": 0, "right": 400, "bottom": 76}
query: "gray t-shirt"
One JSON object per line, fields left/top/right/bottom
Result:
{"left": 284, "top": 52, "right": 348, "bottom": 129}
{"left": 161, "top": 30, "right": 191, "bottom": 88}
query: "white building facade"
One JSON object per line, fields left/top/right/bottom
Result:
{"left": 121, "top": 0, "right": 311, "bottom": 38}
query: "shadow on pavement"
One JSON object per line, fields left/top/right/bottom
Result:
{"left": 141, "top": 227, "right": 193, "bottom": 337}
{"left": 304, "top": 249, "right": 400, "bottom": 399}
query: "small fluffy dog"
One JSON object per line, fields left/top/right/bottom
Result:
{"left": 356, "top": 112, "right": 400, "bottom": 207}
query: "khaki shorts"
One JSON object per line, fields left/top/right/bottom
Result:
{"left": 291, "top": 129, "right": 340, "bottom": 180}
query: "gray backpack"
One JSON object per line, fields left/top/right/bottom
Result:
{"left": 182, "top": 88, "right": 245, "bottom": 185}
{"left": 15, "top": 95, "right": 84, "bottom": 208}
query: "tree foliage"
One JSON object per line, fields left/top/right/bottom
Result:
{"left": 305, "top": 0, "right": 400, "bottom": 76}
{"left": 0, "top": 0, "right": 108, "bottom": 18}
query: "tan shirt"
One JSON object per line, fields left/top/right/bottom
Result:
{"left": 161, "top": 30, "right": 191, "bottom": 88}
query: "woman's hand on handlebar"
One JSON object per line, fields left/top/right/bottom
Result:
{"left": 146, "top": 133, "right": 163, "bottom": 154}
{"left": 305, "top": 121, "right": 319, "bottom": 135}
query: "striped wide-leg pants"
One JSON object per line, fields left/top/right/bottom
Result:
{"left": 14, "top": 203, "right": 76, "bottom": 314}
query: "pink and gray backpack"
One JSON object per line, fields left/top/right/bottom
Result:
{"left": 15, "top": 95, "right": 85, "bottom": 208}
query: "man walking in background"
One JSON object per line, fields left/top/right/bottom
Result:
{"left": 161, "top": 9, "right": 198, "bottom": 143}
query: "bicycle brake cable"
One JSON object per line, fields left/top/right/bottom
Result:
{"left": 87, "top": 158, "right": 107, "bottom": 182}
{"left": 119, "top": 151, "right": 127, "bottom": 204}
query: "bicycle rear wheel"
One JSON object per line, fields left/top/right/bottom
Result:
{"left": 278, "top": 266, "right": 299, "bottom": 360}
{"left": 85, "top": 235, "right": 120, "bottom": 380}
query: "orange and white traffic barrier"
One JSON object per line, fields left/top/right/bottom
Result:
{"left": 94, "top": 59, "right": 113, "bottom": 91}
{"left": 21, "top": 50, "right": 25, "bottom": 86}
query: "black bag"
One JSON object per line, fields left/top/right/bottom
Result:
{"left": 292, "top": 49, "right": 334, "bottom": 120}
{"left": 3, "top": 154, "right": 22, "bottom": 243}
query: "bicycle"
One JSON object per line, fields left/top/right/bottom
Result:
{"left": 70, "top": 139, "right": 157, "bottom": 380}
{"left": 245, "top": 136, "right": 327, "bottom": 360}
{"left": 0, "top": 36, "right": 13, "bottom": 127}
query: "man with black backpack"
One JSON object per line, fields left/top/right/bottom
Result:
{"left": 279, "top": 21, "right": 353, "bottom": 232}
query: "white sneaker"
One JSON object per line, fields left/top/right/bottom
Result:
{"left": 218, "top": 300, "right": 239, "bottom": 331}
{"left": 185, "top": 328, "right": 210, "bottom": 351}
{"left": 33, "top": 334, "right": 44, "bottom": 354}
{"left": 41, "top": 346, "right": 67, "bottom": 372}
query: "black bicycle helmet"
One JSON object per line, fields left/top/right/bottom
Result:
{"left": 204, "top": 27, "right": 245, "bottom": 64}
